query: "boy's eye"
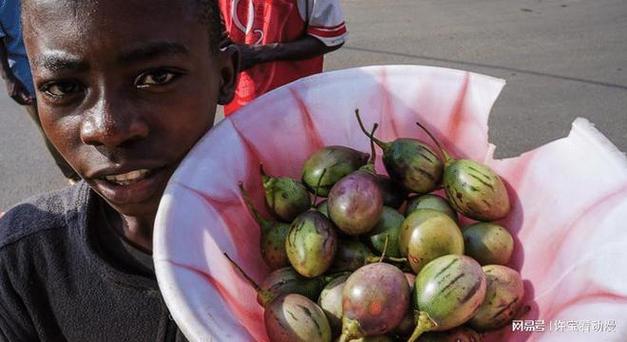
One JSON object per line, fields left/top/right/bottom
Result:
{"left": 41, "top": 81, "right": 83, "bottom": 98}
{"left": 134, "top": 69, "right": 180, "bottom": 88}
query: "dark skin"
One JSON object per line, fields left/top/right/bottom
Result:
{"left": 22, "top": 0, "right": 238, "bottom": 252}
{"left": 236, "top": 35, "right": 343, "bottom": 71}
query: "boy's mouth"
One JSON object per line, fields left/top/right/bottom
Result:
{"left": 103, "top": 169, "right": 152, "bottom": 186}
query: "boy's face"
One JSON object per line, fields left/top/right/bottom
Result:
{"left": 22, "top": 0, "right": 236, "bottom": 218}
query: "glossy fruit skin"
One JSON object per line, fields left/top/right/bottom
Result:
{"left": 318, "top": 274, "right": 350, "bottom": 333}
{"left": 341, "top": 263, "right": 410, "bottom": 339}
{"left": 405, "top": 194, "right": 457, "bottom": 223}
{"left": 414, "top": 255, "right": 487, "bottom": 331}
{"left": 302, "top": 145, "right": 369, "bottom": 197}
{"left": 463, "top": 223, "right": 514, "bottom": 266}
{"left": 328, "top": 170, "right": 383, "bottom": 236}
{"left": 382, "top": 138, "right": 443, "bottom": 194}
{"left": 443, "top": 159, "right": 510, "bottom": 221}
{"left": 469, "top": 265, "right": 524, "bottom": 331}
{"left": 330, "top": 240, "right": 375, "bottom": 272}
{"left": 262, "top": 175, "right": 311, "bottom": 222}
{"left": 257, "top": 267, "right": 326, "bottom": 307}
{"left": 286, "top": 210, "right": 338, "bottom": 278}
{"left": 367, "top": 206, "right": 405, "bottom": 258}
{"left": 265, "top": 293, "right": 332, "bottom": 342}
{"left": 399, "top": 209, "right": 464, "bottom": 274}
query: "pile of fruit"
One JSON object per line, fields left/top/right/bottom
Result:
{"left": 229, "top": 111, "right": 525, "bottom": 342}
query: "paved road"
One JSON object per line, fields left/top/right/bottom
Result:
{"left": 1, "top": 0, "right": 626, "bottom": 209}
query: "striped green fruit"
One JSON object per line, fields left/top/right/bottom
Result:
{"left": 405, "top": 194, "right": 458, "bottom": 223}
{"left": 265, "top": 293, "right": 332, "bottom": 342}
{"left": 443, "top": 159, "right": 510, "bottom": 221}
{"left": 261, "top": 166, "right": 311, "bottom": 222}
{"left": 463, "top": 223, "right": 514, "bottom": 265}
{"left": 257, "top": 267, "right": 327, "bottom": 307}
{"left": 469, "top": 265, "right": 524, "bottom": 331}
{"left": 286, "top": 210, "right": 338, "bottom": 278}
{"left": 408, "top": 255, "right": 487, "bottom": 342}
{"left": 302, "top": 146, "right": 369, "bottom": 197}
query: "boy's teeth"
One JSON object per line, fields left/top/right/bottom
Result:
{"left": 105, "top": 169, "right": 150, "bottom": 185}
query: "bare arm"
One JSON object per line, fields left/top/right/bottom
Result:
{"left": 236, "top": 35, "right": 344, "bottom": 71}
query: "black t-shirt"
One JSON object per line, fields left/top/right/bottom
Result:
{"left": 0, "top": 182, "right": 189, "bottom": 342}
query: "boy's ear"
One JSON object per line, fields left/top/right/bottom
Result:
{"left": 217, "top": 44, "right": 240, "bottom": 105}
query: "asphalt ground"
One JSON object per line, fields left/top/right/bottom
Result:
{"left": 1, "top": 0, "right": 626, "bottom": 209}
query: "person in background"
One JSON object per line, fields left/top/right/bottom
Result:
{"left": 0, "top": 0, "right": 79, "bottom": 181}
{"left": 0, "top": 0, "right": 238, "bottom": 340}
{"left": 220, "top": 0, "right": 347, "bottom": 115}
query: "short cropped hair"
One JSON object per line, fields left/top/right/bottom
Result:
{"left": 22, "top": 0, "right": 227, "bottom": 53}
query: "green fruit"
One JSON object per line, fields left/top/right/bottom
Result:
{"left": 469, "top": 265, "right": 524, "bottom": 331}
{"left": 405, "top": 194, "right": 457, "bottom": 223}
{"left": 265, "top": 293, "right": 332, "bottom": 342}
{"left": 261, "top": 166, "right": 311, "bottom": 222}
{"left": 443, "top": 159, "right": 510, "bottom": 221}
{"left": 302, "top": 146, "right": 369, "bottom": 197}
{"left": 418, "top": 326, "right": 481, "bottom": 342}
{"left": 317, "top": 200, "right": 330, "bottom": 217}
{"left": 399, "top": 209, "right": 464, "bottom": 274}
{"left": 330, "top": 240, "right": 375, "bottom": 272}
{"left": 368, "top": 207, "right": 404, "bottom": 258}
{"left": 286, "top": 210, "right": 338, "bottom": 277}
{"left": 463, "top": 223, "right": 514, "bottom": 265}
{"left": 408, "top": 255, "right": 487, "bottom": 342}
{"left": 257, "top": 267, "right": 326, "bottom": 307}
{"left": 318, "top": 274, "right": 350, "bottom": 333}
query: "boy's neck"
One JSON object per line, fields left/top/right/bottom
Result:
{"left": 102, "top": 203, "right": 154, "bottom": 253}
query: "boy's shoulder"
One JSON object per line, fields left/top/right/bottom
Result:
{"left": 0, "top": 182, "right": 90, "bottom": 249}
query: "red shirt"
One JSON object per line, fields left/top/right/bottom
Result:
{"left": 220, "top": 0, "right": 347, "bottom": 115}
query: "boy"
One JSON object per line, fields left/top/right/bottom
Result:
{"left": 220, "top": 0, "right": 347, "bottom": 115}
{"left": 0, "top": 0, "right": 238, "bottom": 340}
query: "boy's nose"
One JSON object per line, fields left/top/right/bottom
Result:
{"left": 79, "top": 97, "right": 149, "bottom": 148}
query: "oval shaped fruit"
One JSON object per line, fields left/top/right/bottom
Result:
{"left": 257, "top": 267, "right": 326, "bottom": 307}
{"left": 443, "top": 159, "right": 510, "bottom": 221}
{"left": 405, "top": 194, "right": 457, "bottom": 223}
{"left": 302, "top": 145, "right": 369, "bottom": 197}
{"left": 356, "top": 111, "right": 443, "bottom": 194}
{"left": 286, "top": 210, "right": 338, "bottom": 277}
{"left": 469, "top": 265, "right": 524, "bottom": 331}
{"left": 463, "top": 222, "right": 514, "bottom": 265}
{"left": 318, "top": 274, "right": 350, "bottom": 332}
{"left": 340, "top": 263, "right": 410, "bottom": 341}
{"left": 399, "top": 209, "right": 464, "bottom": 274}
{"left": 368, "top": 206, "right": 405, "bottom": 258}
{"left": 261, "top": 166, "right": 311, "bottom": 222}
{"left": 408, "top": 255, "right": 487, "bottom": 341}
{"left": 330, "top": 240, "right": 375, "bottom": 272}
{"left": 265, "top": 293, "right": 332, "bottom": 342}
{"left": 328, "top": 170, "right": 383, "bottom": 236}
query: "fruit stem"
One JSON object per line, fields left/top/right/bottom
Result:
{"left": 238, "top": 182, "right": 271, "bottom": 233}
{"left": 369, "top": 123, "right": 379, "bottom": 165}
{"left": 378, "top": 235, "right": 389, "bottom": 263}
{"left": 223, "top": 253, "right": 261, "bottom": 292}
{"left": 415, "top": 121, "right": 453, "bottom": 163}
{"left": 408, "top": 311, "right": 437, "bottom": 342}
{"left": 355, "top": 109, "right": 389, "bottom": 151}
{"left": 338, "top": 318, "right": 361, "bottom": 342}
{"left": 312, "top": 168, "right": 328, "bottom": 208}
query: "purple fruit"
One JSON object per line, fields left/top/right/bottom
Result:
{"left": 286, "top": 210, "right": 338, "bottom": 277}
{"left": 463, "top": 223, "right": 514, "bottom": 266}
{"left": 339, "top": 263, "right": 410, "bottom": 341}
{"left": 265, "top": 293, "right": 332, "bottom": 342}
{"left": 302, "top": 146, "right": 370, "bottom": 197}
{"left": 329, "top": 240, "right": 375, "bottom": 272}
{"left": 469, "top": 265, "right": 524, "bottom": 331}
{"left": 328, "top": 170, "right": 383, "bottom": 236}
{"left": 260, "top": 165, "right": 311, "bottom": 222}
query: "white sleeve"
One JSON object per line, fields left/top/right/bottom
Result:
{"left": 298, "top": 0, "right": 348, "bottom": 47}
